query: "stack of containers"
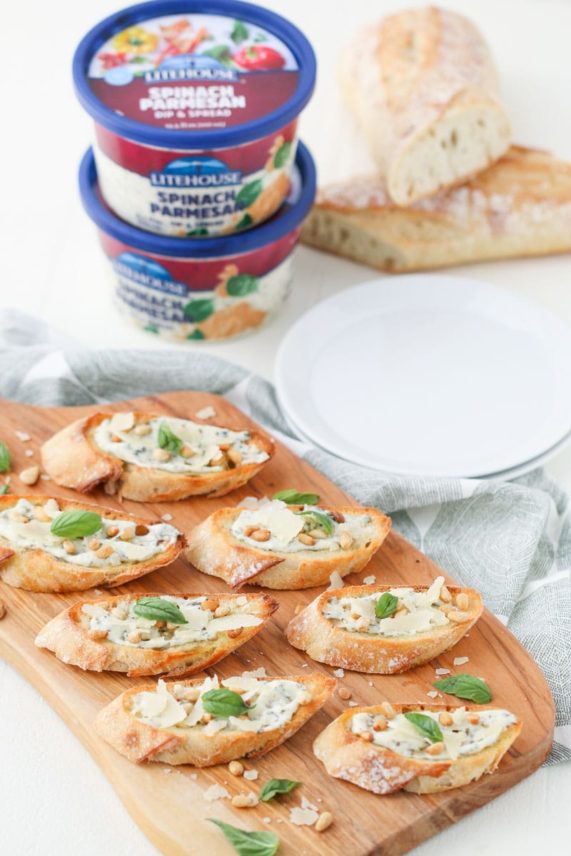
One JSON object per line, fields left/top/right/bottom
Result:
{"left": 73, "top": 0, "right": 317, "bottom": 342}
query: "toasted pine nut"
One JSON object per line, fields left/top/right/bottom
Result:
{"left": 88, "top": 538, "right": 100, "bottom": 550}
{"left": 111, "top": 435, "right": 121, "bottom": 443}
{"left": 250, "top": 528, "right": 271, "bottom": 542}
{"left": 373, "top": 715, "right": 388, "bottom": 732}
{"left": 110, "top": 412, "right": 135, "bottom": 432}
{"left": 106, "top": 526, "right": 119, "bottom": 538}
{"left": 439, "top": 712, "right": 454, "bottom": 727}
{"left": 426, "top": 742, "right": 444, "bottom": 755}
{"left": 330, "top": 510, "right": 345, "bottom": 523}
{"left": 338, "top": 531, "right": 353, "bottom": 549}
{"left": 228, "top": 627, "right": 243, "bottom": 639}
{"left": 153, "top": 448, "right": 171, "bottom": 462}
{"left": 96, "top": 544, "right": 114, "bottom": 559}
{"left": 227, "top": 447, "right": 242, "bottom": 466}
{"left": 133, "top": 423, "right": 151, "bottom": 436}
{"left": 244, "top": 525, "right": 257, "bottom": 537}
{"left": 209, "top": 454, "right": 226, "bottom": 467}
{"left": 62, "top": 540, "right": 76, "bottom": 555}
{"left": 228, "top": 760, "right": 244, "bottom": 776}
{"left": 119, "top": 525, "right": 136, "bottom": 541}
{"left": 448, "top": 609, "right": 470, "bottom": 623}
{"left": 201, "top": 598, "right": 218, "bottom": 612}
{"left": 19, "top": 466, "right": 40, "bottom": 486}
{"left": 202, "top": 712, "right": 212, "bottom": 724}
{"left": 214, "top": 604, "right": 231, "bottom": 618}
{"left": 135, "top": 524, "right": 149, "bottom": 536}
{"left": 380, "top": 702, "right": 396, "bottom": 719}
{"left": 33, "top": 507, "right": 51, "bottom": 522}
{"left": 127, "top": 630, "right": 142, "bottom": 643}
{"left": 439, "top": 585, "right": 452, "bottom": 603}
{"left": 455, "top": 592, "right": 469, "bottom": 611}
{"left": 338, "top": 687, "right": 352, "bottom": 700}
{"left": 468, "top": 714, "right": 480, "bottom": 725}
{"left": 298, "top": 532, "right": 316, "bottom": 546}
{"left": 359, "top": 731, "right": 373, "bottom": 742}
{"left": 180, "top": 445, "right": 195, "bottom": 458}
{"left": 10, "top": 512, "right": 29, "bottom": 524}
{"left": 218, "top": 443, "right": 231, "bottom": 451}
{"left": 185, "top": 687, "right": 201, "bottom": 702}
{"left": 232, "top": 793, "right": 258, "bottom": 808}
{"left": 88, "top": 628, "right": 108, "bottom": 641}
{"left": 315, "top": 812, "right": 333, "bottom": 833}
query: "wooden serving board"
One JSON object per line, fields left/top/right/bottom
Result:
{"left": 0, "top": 392, "right": 554, "bottom": 856}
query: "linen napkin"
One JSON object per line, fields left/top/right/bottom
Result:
{"left": 0, "top": 309, "right": 569, "bottom": 763}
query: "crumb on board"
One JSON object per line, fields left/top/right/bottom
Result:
{"left": 204, "top": 784, "right": 230, "bottom": 802}
{"left": 290, "top": 796, "right": 319, "bottom": 827}
{"left": 453, "top": 656, "right": 470, "bottom": 666}
{"left": 15, "top": 431, "right": 31, "bottom": 442}
{"left": 328, "top": 571, "right": 344, "bottom": 590}
{"left": 363, "top": 575, "right": 376, "bottom": 585}
{"left": 333, "top": 668, "right": 345, "bottom": 678}
{"left": 243, "top": 769, "right": 258, "bottom": 781}
{"left": 435, "top": 668, "right": 451, "bottom": 675}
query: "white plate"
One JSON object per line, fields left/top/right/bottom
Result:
{"left": 275, "top": 275, "right": 571, "bottom": 478}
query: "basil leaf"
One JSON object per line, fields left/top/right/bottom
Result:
{"left": 0, "top": 484, "right": 9, "bottom": 495}
{"left": 272, "top": 489, "right": 319, "bottom": 505}
{"left": 226, "top": 274, "right": 258, "bottom": 297}
{"left": 187, "top": 227, "right": 209, "bottom": 237}
{"left": 158, "top": 421, "right": 183, "bottom": 455}
{"left": 202, "top": 688, "right": 249, "bottom": 718}
{"left": 404, "top": 712, "right": 443, "bottom": 743}
{"left": 434, "top": 674, "right": 492, "bottom": 704}
{"left": 375, "top": 592, "right": 398, "bottom": 619}
{"left": 296, "top": 509, "right": 334, "bottom": 536}
{"left": 144, "top": 323, "right": 159, "bottom": 334}
{"left": 187, "top": 329, "right": 205, "bottom": 340}
{"left": 209, "top": 820, "right": 279, "bottom": 856}
{"left": 236, "top": 213, "right": 253, "bottom": 231}
{"left": 183, "top": 298, "right": 215, "bottom": 323}
{"left": 0, "top": 442, "right": 11, "bottom": 473}
{"left": 50, "top": 511, "right": 102, "bottom": 539}
{"left": 133, "top": 597, "right": 188, "bottom": 625}
{"left": 202, "top": 45, "right": 235, "bottom": 67}
{"left": 259, "top": 778, "right": 300, "bottom": 802}
{"left": 273, "top": 141, "right": 292, "bottom": 170}
{"left": 236, "top": 179, "right": 263, "bottom": 209}
{"left": 231, "top": 20, "right": 249, "bottom": 44}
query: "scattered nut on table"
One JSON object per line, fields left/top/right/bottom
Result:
{"left": 19, "top": 466, "right": 40, "bottom": 486}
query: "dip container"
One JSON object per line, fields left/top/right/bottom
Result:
{"left": 79, "top": 142, "right": 316, "bottom": 342}
{"left": 73, "top": 0, "right": 316, "bottom": 237}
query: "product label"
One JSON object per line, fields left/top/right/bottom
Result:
{"left": 88, "top": 13, "right": 299, "bottom": 130}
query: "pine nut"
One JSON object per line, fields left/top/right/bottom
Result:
{"left": 228, "top": 760, "right": 244, "bottom": 776}
{"left": 232, "top": 793, "right": 258, "bottom": 808}
{"left": 185, "top": 687, "right": 201, "bottom": 702}
{"left": 214, "top": 605, "right": 231, "bottom": 618}
{"left": 19, "top": 466, "right": 40, "bottom": 486}
{"left": 96, "top": 544, "right": 114, "bottom": 559}
{"left": 209, "top": 454, "right": 226, "bottom": 467}
{"left": 135, "top": 524, "right": 149, "bottom": 536}
{"left": 106, "top": 526, "right": 119, "bottom": 538}
{"left": 315, "top": 812, "right": 333, "bottom": 832}
{"left": 373, "top": 716, "right": 388, "bottom": 731}
{"left": 88, "top": 628, "right": 108, "bottom": 641}
{"left": 10, "top": 512, "right": 29, "bottom": 524}
{"left": 88, "top": 538, "right": 100, "bottom": 550}
{"left": 338, "top": 687, "right": 352, "bottom": 700}
{"left": 250, "top": 528, "right": 271, "bottom": 542}
{"left": 455, "top": 592, "right": 469, "bottom": 611}
{"left": 426, "top": 742, "right": 444, "bottom": 755}
{"left": 180, "top": 445, "right": 195, "bottom": 458}
{"left": 448, "top": 609, "right": 470, "bottom": 623}
{"left": 380, "top": 702, "right": 396, "bottom": 719}
{"left": 330, "top": 510, "right": 345, "bottom": 523}
{"left": 338, "top": 531, "right": 353, "bottom": 549}
{"left": 201, "top": 598, "right": 218, "bottom": 612}
{"left": 133, "top": 423, "right": 151, "bottom": 436}
{"left": 218, "top": 443, "right": 231, "bottom": 451}
{"left": 153, "top": 448, "right": 171, "bottom": 462}
{"left": 33, "top": 507, "right": 51, "bottom": 522}
{"left": 119, "top": 525, "right": 136, "bottom": 541}
{"left": 439, "top": 712, "right": 454, "bottom": 727}
{"left": 228, "top": 627, "right": 243, "bottom": 639}
{"left": 244, "top": 525, "right": 257, "bottom": 537}
{"left": 127, "top": 630, "right": 142, "bottom": 643}
{"left": 298, "top": 532, "right": 316, "bottom": 546}
{"left": 62, "top": 540, "right": 76, "bottom": 555}
{"left": 309, "top": 528, "right": 327, "bottom": 539}
{"left": 110, "top": 412, "right": 135, "bottom": 432}
{"left": 468, "top": 714, "right": 480, "bottom": 725}
{"left": 227, "top": 447, "right": 242, "bottom": 466}
{"left": 439, "top": 585, "right": 452, "bottom": 603}
{"left": 359, "top": 731, "right": 373, "bottom": 741}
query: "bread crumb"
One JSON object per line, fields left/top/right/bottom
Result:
{"left": 426, "top": 690, "right": 440, "bottom": 698}
{"left": 24, "top": 449, "right": 34, "bottom": 458}
{"left": 263, "top": 817, "right": 272, "bottom": 824}
{"left": 15, "top": 431, "right": 31, "bottom": 442}
{"left": 333, "top": 668, "right": 345, "bottom": 678}
{"left": 301, "top": 663, "right": 308, "bottom": 668}
{"left": 203, "top": 784, "right": 230, "bottom": 802}
{"left": 19, "top": 465, "right": 40, "bottom": 486}
{"left": 242, "top": 667, "right": 267, "bottom": 679}
{"left": 327, "top": 571, "right": 344, "bottom": 590}
{"left": 363, "top": 575, "right": 376, "bottom": 585}
{"left": 40, "top": 474, "right": 50, "bottom": 481}
{"left": 435, "top": 668, "right": 451, "bottom": 675}
{"left": 189, "top": 773, "right": 198, "bottom": 780}
{"left": 161, "top": 513, "right": 173, "bottom": 522}
{"left": 368, "top": 681, "right": 374, "bottom": 687}
{"left": 243, "top": 769, "right": 258, "bottom": 781}
{"left": 348, "top": 701, "right": 359, "bottom": 707}
{"left": 290, "top": 797, "right": 319, "bottom": 827}
{"left": 196, "top": 406, "right": 216, "bottom": 419}
{"left": 453, "top": 656, "right": 469, "bottom": 666}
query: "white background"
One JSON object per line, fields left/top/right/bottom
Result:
{"left": 1, "top": 0, "right": 571, "bottom": 853}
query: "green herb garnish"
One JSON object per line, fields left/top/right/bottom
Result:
{"left": 50, "top": 511, "right": 102, "bottom": 539}
{"left": 272, "top": 489, "right": 320, "bottom": 506}
{"left": 133, "top": 597, "right": 188, "bottom": 625}
{"left": 433, "top": 674, "right": 492, "bottom": 704}
{"left": 375, "top": 592, "right": 398, "bottom": 619}
{"left": 208, "top": 820, "right": 279, "bottom": 856}
{"left": 0, "top": 442, "right": 11, "bottom": 473}
{"left": 226, "top": 274, "right": 258, "bottom": 297}
{"left": 231, "top": 20, "right": 249, "bottom": 43}
{"left": 158, "top": 421, "right": 183, "bottom": 455}
{"left": 297, "top": 508, "right": 334, "bottom": 536}
{"left": 236, "top": 179, "right": 263, "bottom": 209}
{"left": 202, "top": 688, "right": 249, "bottom": 718}
{"left": 183, "top": 298, "right": 215, "bottom": 323}
{"left": 235, "top": 213, "right": 253, "bottom": 231}
{"left": 0, "top": 484, "right": 9, "bottom": 495}
{"left": 404, "top": 712, "right": 443, "bottom": 743}
{"left": 259, "top": 778, "right": 300, "bottom": 802}
{"left": 273, "top": 141, "right": 292, "bottom": 169}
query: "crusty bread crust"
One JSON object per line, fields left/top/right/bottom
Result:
{"left": 313, "top": 703, "right": 522, "bottom": 794}
{"left": 286, "top": 583, "right": 483, "bottom": 673}
{"left": 96, "top": 673, "right": 336, "bottom": 765}
{"left": 0, "top": 495, "right": 185, "bottom": 592}
{"left": 340, "top": 7, "right": 511, "bottom": 206}
{"left": 185, "top": 506, "right": 391, "bottom": 589}
{"left": 35, "top": 591, "right": 278, "bottom": 678}
{"left": 41, "top": 411, "right": 275, "bottom": 502}
{"left": 302, "top": 146, "right": 571, "bottom": 272}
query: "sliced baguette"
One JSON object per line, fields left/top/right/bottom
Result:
{"left": 341, "top": 6, "right": 511, "bottom": 206}
{"left": 0, "top": 495, "right": 184, "bottom": 592}
{"left": 41, "top": 410, "right": 274, "bottom": 502}
{"left": 302, "top": 146, "right": 571, "bottom": 272}
{"left": 96, "top": 672, "right": 336, "bottom": 765}
{"left": 35, "top": 591, "right": 278, "bottom": 678}
{"left": 314, "top": 703, "right": 522, "bottom": 794}
{"left": 185, "top": 505, "right": 391, "bottom": 589}
{"left": 286, "top": 579, "right": 483, "bottom": 673}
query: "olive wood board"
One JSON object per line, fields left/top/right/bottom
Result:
{"left": 0, "top": 392, "right": 554, "bottom": 856}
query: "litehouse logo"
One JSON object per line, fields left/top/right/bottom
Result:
{"left": 113, "top": 253, "right": 187, "bottom": 297}
{"left": 150, "top": 157, "right": 242, "bottom": 189}
{"left": 144, "top": 54, "right": 238, "bottom": 83}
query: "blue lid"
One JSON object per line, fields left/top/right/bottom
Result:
{"left": 73, "top": 0, "right": 316, "bottom": 149}
{"left": 79, "top": 140, "right": 316, "bottom": 258}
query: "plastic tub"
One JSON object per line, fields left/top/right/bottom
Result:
{"left": 73, "top": 0, "right": 316, "bottom": 237}
{"left": 79, "top": 141, "right": 316, "bottom": 342}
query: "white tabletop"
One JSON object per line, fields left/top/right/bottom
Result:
{"left": 1, "top": 0, "right": 570, "bottom": 853}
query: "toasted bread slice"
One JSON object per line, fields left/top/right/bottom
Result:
{"left": 41, "top": 410, "right": 274, "bottom": 502}
{"left": 0, "top": 495, "right": 184, "bottom": 592}
{"left": 185, "top": 499, "right": 391, "bottom": 589}
{"left": 314, "top": 702, "right": 522, "bottom": 794}
{"left": 35, "top": 591, "right": 278, "bottom": 678}
{"left": 96, "top": 672, "right": 336, "bottom": 765}
{"left": 286, "top": 577, "right": 483, "bottom": 673}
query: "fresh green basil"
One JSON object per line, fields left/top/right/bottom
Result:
{"left": 375, "top": 592, "right": 398, "bottom": 619}
{"left": 143, "top": 323, "right": 159, "bottom": 334}
{"left": 158, "top": 421, "right": 183, "bottom": 455}
{"left": 296, "top": 508, "right": 334, "bottom": 536}
{"left": 187, "top": 329, "right": 205, "bottom": 340}
{"left": 202, "top": 45, "right": 235, "bottom": 67}
{"left": 273, "top": 141, "right": 292, "bottom": 170}
{"left": 259, "top": 778, "right": 300, "bottom": 802}
{"left": 133, "top": 597, "right": 188, "bottom": 625}
{"left": 272, "top": 489, "right": 320, "bottom": 506}
{"left": 209, "top": 820, "right": 279, "bottom": 856}
{"left": 404, "top": 712, "right": 443, "bottom": 743}
{"left": 183, "top": 298, "right": 215, "bottom": 323}
{"left": 226, "top": 274, "right": 259, "bottom": 297}
{"left": 236, "top": 179, "right": 263, "bottom": 209}
{"left": 0, "top": 484, "right": 9, "bottom": 495}
{"left": 0, "top": 442, "right": 11, "bottom": 473}
{"left": 202, "top": 688, "right": 249, "bottom": 718}
{"left": 231, "top": 20, "right": 249, "bottom": 43}
{"left": 187, "top": 227, "right": 209, "bottom": 237}
{"left": 236, "top": 213, "right": 253, "bottom": 231}
{"left": 433, "top": 674, "right": 492, "bottom": 704}
{"left": 50, "top": 511, "right": 102, "bottom": 539}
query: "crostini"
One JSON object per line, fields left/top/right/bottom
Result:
{"left": 185, "top": 494, "right": 391, "bottom": 589}
{"left": 0, "top": 495, "right": 183, "bottom": 592}
{"left": 286, "top": 577, "right": 483, "bottom": 672}
{"left": 314, "top": 702, "right": 522, "bottom": 794}
{"left": 96, "top": 672, "right": 335, "bottom": 765}
{"left": 35, "top": 592, "right": 278, "bottom": 678}
{"left": 41, "top": 410, "right": 274, "bottom": 502}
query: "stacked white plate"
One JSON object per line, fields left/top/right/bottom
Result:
{"left": 275, "top": 276, "right": 571, "bottom": 480}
